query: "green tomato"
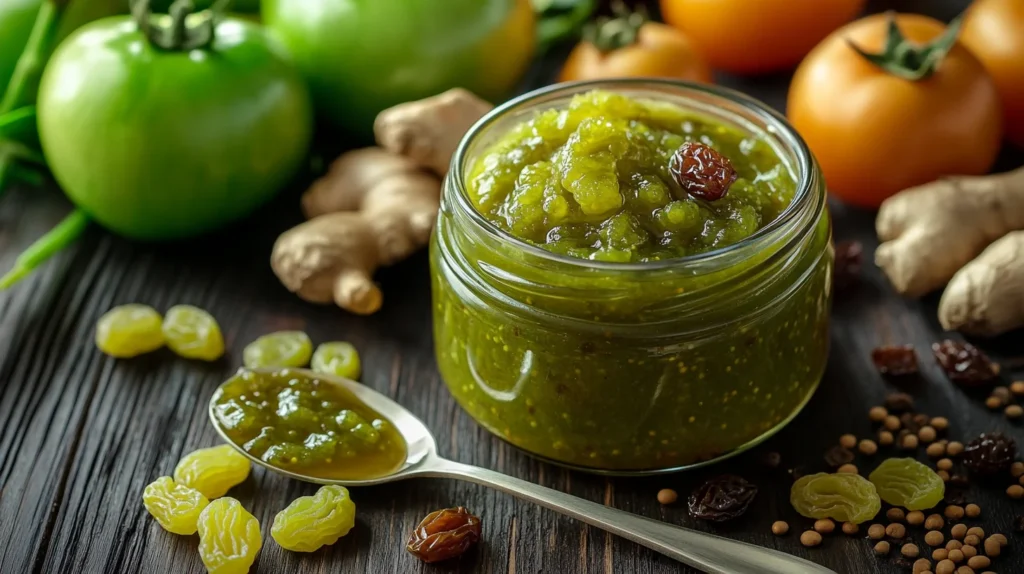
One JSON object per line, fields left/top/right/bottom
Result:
{"left": 262, "top": 0, "right": 536, "bottom": 138}
{"left": 37, "top": 17, "right": 313, "bottom": 240}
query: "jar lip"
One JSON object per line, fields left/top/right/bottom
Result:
{"left": 449, "top": 78, "right": 820, "bottom": 272}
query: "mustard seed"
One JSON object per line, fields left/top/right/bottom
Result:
{"left": 1011, "top": 380, "right": 1024, "bottom": 395}
{"left": 887, "top": 508, "right": 906, "bottom": 522}
{"left": 946, "top": 506, "right": 965, "bottom": 520}
{"left": 988, "top": 533, "right": 1007, "bottom": 546}
{"left": 879, "top": 430, "right": 895, "bottom": 446}
{"left": 967, "top": 556, "right": 990, "bottom": 570}
{"left": 884, "top": 415, "right": 902, "bottom": 431}
{"left": 966, "top": 527, "right": 984, "bottom": 539}
{"left": 925, "top": 514, "right": 944, "bottom": 530}
{"left": 859, "top": 439, "right": 878, "bottom": 455}
{"left": 874, "top": 540, "right": 890, "bottom": 554}
{"left": 771, "top": 521, "right": 789, "bottom": 536}
{"left": 993, "top": 386, "right": 1011, "bottom": 400}
{"left": 947, "top": 540, "right": 963, "bottom": 551}
{"left": 951, "top": 524, "right": 968, "bottom": 539}
{"left": 1012, "top": 462, "right": 1024, "bottom": 478}
{"left": 927, "top": 442, "right": 947, "bottom": 458}
{"left": 907, "top": 510, "right": 925, "bottom": 526}
{"left": 926, "top": 530, "right": 945, "bottom": 546}
{"left": 1006, "top": 404, "right": 1023, "bottom": 419}
{"left": 919, "top": 426, "right": 937, "bottom": 442}
{"left": 800, "top": 530, "right": 822, "bottom": 547}
{"left": 938, "top": 469, "right": 951, "bottom": 482}
{"left": 937, "top": 458, "right": 953, "bottom": 471}
{"left": 1007, "top": 484, "right": 1024, "bottom": 499}
{"left": 913, "top": 558, "right": 932, "bottom": 574}
{"left": 868, "top": 524, "right": 886, "bottom": 540}
{"left": 656, "top": 488, "right": 677, "bottom": 505}
{"left": 813, "top": 518, "right": 835, "bottom": 534}
{"left": 932, "top": 548, "right": 948, "bottom": 561}
{"left": 936, "top": 560, "right": 954, "bottom": 574}
{"left": 902, "top": 543, "right": 921, "bottom": 558}
{"left": 930, "top": 416, "right": 949, "bottom": 430}
{"left": 983, "top": 537, "right": 1001, "bottom": 557}
{"left": 1019, "top": 473, "right": 1024, "bottom": 486}
{"left": 985, "top": 395, "right": 1004, "bottom": 410}
{"left": 869, "top": 405, "right": 888, "bottom": 422}
{"left": 961, "top": 544, "right": 977, "bottom": 558}
{"left": 839, "top": 433, "right": 856, "bottom": 448}
{"left": 955, "top": 566, "right": 973, "bottom": 574}
{"left": 902, "top": 434, "right": 920, "bottom": 450}
{"left": 837, "top": 463, "right": 858, "bottom": 474}
{"left": 947, "top": 441, "right": 964, "bottom": 456}
{"left": 947, "top": 548, "right": 964, "bottom": 563}
{"left": 887, "top": 523, "right": 907, "bottom": 538}
{"left": 964, "top": 504, "right": 980, "bottom": 518}
{"left": 841, "top": 522, "right": 858, "bottom": 535}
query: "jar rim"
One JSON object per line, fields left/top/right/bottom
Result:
{"left": 448, "top": 78, "right": 820, "bottom": 272}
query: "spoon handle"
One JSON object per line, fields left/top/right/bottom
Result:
{"left": 421, "top": 458, "right": 835, "bottom": 574}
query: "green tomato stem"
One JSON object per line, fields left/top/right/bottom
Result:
{"left": 0, "top": 107, "right": 37, "bottom": 141}
{"left": 0, "top": 2, "right": 61, "bottom": 115}
{"left": 0, "top": 208, "right": 89, "bottom": 290}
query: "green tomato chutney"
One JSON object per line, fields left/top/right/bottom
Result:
{"left": 431, "top": 82, "right": 833, "bottom": 472}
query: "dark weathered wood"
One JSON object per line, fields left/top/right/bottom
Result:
{"left": 3, "top": 1, "right": 1023, "bottom": 572}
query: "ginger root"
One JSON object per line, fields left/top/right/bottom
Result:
{"left": 939, "top": 231, "right": 1024, "bottom": 336}
{"left": 272, "top": 88, "right": 493, "bottom": 315}
{"left": 374, "top": 88, "right": 493, "bottom": 175}
{"left": 875, "top": 167, "right": 1024, "bottom": 297}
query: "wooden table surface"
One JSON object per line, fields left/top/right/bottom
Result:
{"left": 4, "top": 1, "right": 1024, "bottom": 572}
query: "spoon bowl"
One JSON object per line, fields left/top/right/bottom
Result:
{"left": 210, "top": 368, "right": 836, "bottom": 574}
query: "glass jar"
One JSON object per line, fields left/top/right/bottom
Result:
{"left": 430, "top": 80, "right": 832, "bottom": 474}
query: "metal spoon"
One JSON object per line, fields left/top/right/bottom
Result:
{"left": 210, "top": 369, "right": 835, "bottom": 574}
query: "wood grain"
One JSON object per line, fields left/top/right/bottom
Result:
{"left": 3, "top": 1, "right": 1023, "bottom": 573}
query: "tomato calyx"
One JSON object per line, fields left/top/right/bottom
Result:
{"left": 846, "top": 11, "right": 964, "bottom": 81}
{"left": 582, "top": 1, "right": 648, "bottom": 54}
{"left": 131, "top": 0, "right": 226, "bottom": 51}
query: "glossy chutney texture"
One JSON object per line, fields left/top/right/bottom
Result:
{"left": 211, "top": 369, "right": 407, "bottom": 480}
{"left": 431, "top": 86, "right": 832, "bottom": 471}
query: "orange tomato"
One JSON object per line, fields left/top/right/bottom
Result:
{"left": 961, "top": 0, "right": 1024, "bottom": 148}
{"left": 788, "top": 13, "right": 1002, "bottom": 209}
{"left": 660, "top": 0, "right": 866, "bottom": 75}
{"left": 559, "top": 21, "right": 712, "bottom": 83}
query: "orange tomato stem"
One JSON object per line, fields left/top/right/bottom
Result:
{"left": 846, "top": 11, "right": 965, "bottom": 81}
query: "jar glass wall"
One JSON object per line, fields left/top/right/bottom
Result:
{"left": 430, "top": 80, "right": 833, "bottom": 474}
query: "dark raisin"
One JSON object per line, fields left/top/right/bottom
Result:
{"left": 668, "top": 142, "right": 737, "bottom": 201}
{"left": 932, "top": 340, "right": 1000, "bottom": 386}
{"left": 962, "top": 432, "right": 1016, "bottom": 476}
{"left": 406, "top": 507, "right": 482, "bottom": 563}
{"left": 824, "top": 445, "right": 855, "bottom": 467}
{"left": 885, "top": 393, "right": 915, "bottom": 412}
{"left": 871, "top": 345, "right": 919, "bottom": 376}
{"left": 761, "top": 451, "right": 781, "bottom": 468}
{"left": 944, "top": 490, "right": 967, "bottom": 506}
{"left": 1015, "top": 515, "right": 1024, "bottom": 532}
{"left": 687, "top": 475, "right": 757, "bottom": 522}
{"left": 834, "top": 240, "right": 863, "bottom": 291}
{"left": 912, "top": 413, "right": 929, "bottom": 427}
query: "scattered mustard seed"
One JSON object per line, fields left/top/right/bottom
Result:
{"left": 938, "top": 469, "right": 951, "bottom": 482}
{"left": 837, "top": 463, "right": 858, "bottom": 474}
{"left": 800, "top": 530, "right": 822, "bottom": 547}
{"left": 961, "top": 543, "right": 977, "bottom": 558}
{"left": 907, "top": 510, "right": 925, "bottom": 526}
{"left": 927, "top": 442, "right": 947, "bottom": 458}
{"left": 967, "top": 555, "right": 990, "bottom": 570}
{"left": 946, "top": 540, "right": 963, "bottom": 551}
{"left": 879, "top": 430, "right": 895, "bottom": 446}
{"left": 988, "top": 533, "right": 1007, "bottom": 546}
{"left": 951, "top": 524, "right": 968, "bottom": 540}
{"left": 868, "top": 524, "right": 886, "bottom": 540}
{"left": 771, "top": 521, "right": 789, "bottom": 536}
{"left": 657, "top": 488, "right": 678, "bottom": 505}
{"left": 946, "top": 548, "right": 964, "bottom": 563}
{"left": 1011, "top": 380, "right": 1024, "bottom": 395}
{"left": 1006, "top": 404, "right": 1023, "bottom": 419}
{"left": 945, "top": 506, "right": 965, "bottom": 520}
{"left": 983, "top": 537, "right": 1001, "bottom": 557}
{"left": 884, "top": 415, "right": 902, "bottom": 431}
{"left": 925, "top": 514, "right": 944, "bottom": 530}
{"left": 902, "top": 543, "right": 920, "bottom": 558}
{"left": 1007, "top": 484, "right": 1024, "bottom": 499}
{"left": 869, "top": 406, "right": 888, "bottom": 422}
{"left": 839, "top": 434, "right": 857, "bottom": 449}
{"left": 966, "top": 527, "right": 984, "bottom": 539}
{"left": 985, "top": 395, "right": 1004, "bottom": 410}
{"left": 1012, "top": 462, "right": 1024, "bottom": 478}
{"left": 937, "top": 458, "right": 954, "bottom": 471}
{"left": 873, "top": 540, "right": 890, "bottom": 555}
{"left": 964, "top": 503, "right": 981, "bottom": 518}
{"left": 925, "top": 530, "right": 945, "bottom": 547}
{"left": 858, "top": 439, "right": 878, "bottom": 455}
{"left": 902, "top": 434, "right": 920, "bottom": 450}
{"left": 930, "top": 416, "right": 949, "bottom": 430}
{"left": 886, "top": 523, "right": 907, "bottom": 539}
{"left": 964, "top": 534, "right": 980, "bottom": 546}
{"left": 935, "top": 559, "right": 954, "bottom": 574}
{"left": 918, "top": 426, "right": 937, "bottom": 443}
{"left": 813, "top": 518, "right": 835, "bottom": 534}
{"left": 932, "top": 548, "right": 948, "bottom": 561}
{"left": 912, "top": 558, "right": 931, "bottom": 574}
{"left": 887, "top": 508, "right": 906, "bottom": 522}
{"left": 947, "top": 441, "right": 964, "bottom": 456}
{"left": 841, "top": 521, "right": 858, "bottom": 535}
